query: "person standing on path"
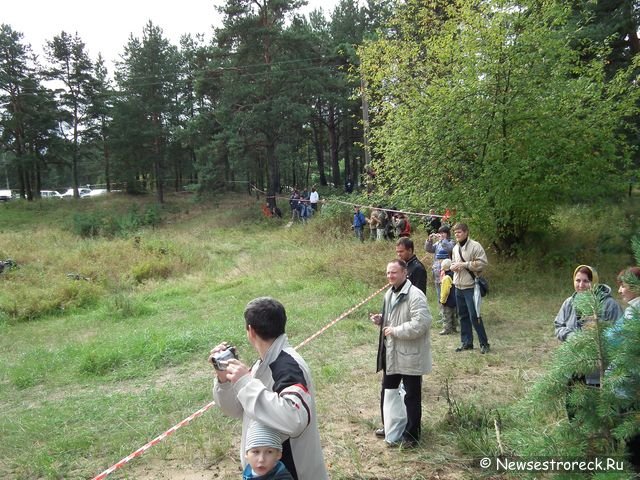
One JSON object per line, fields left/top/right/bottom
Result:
{"left": 450, "top": 223, "right": 490, "bottom": 354}
{"left": 370, "top": 259, "right": 432, "bottom": 448}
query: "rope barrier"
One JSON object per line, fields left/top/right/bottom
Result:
{"left": 293, "top": 283, "right": 389, "bottom": 350}
{"left": 91, "top": 401, "right": 217, "bottom": 480}
{"left": 91, "top": 282, "right": 389, "bottom": 480}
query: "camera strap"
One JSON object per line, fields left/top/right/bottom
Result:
{"left": 456, "top": 245, "right": 477, "bottom": 280}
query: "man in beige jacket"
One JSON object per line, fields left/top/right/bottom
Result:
{"left": 370, "top": 259, "right": 431, "bottom": 447}
{"left": 450, "top": 223, "right": 490, "bottom": 354}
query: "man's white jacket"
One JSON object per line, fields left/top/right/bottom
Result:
{"left": 376, "top": 279, "right": 432, "bottom": 376}
{"left": 214, "top": 334, "right": 328, "bottom": 480}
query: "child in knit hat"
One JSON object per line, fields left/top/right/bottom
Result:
{"left": 243, "top": 421, "right": 293, "bottom": 480}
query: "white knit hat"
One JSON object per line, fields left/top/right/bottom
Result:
{"left": 245, "top": 421, "right": 283, "bottom": 452}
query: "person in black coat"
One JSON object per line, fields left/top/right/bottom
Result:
{"left": 395, "top": 237, "right": 427, "bottom": 294}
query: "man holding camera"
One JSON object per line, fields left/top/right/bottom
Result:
{"left": 210, "top": 297, "right": 328, "bottom": 480}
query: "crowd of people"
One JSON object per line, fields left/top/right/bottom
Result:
{"left": 286, "top": 187, "right": 319, "bottom": 224}
{"left": 350, "top": 205, "right": 454, "bottom": 243}
{"left": 352, "top": 208, "right": 488, "bottom": 351}
{"left": 208, "top": 210, "right": 639, "bottom": 477}
{"left": 260, "top": 186, "right": 321, "bottom": 224}
{"left": 351, "top": 205, "right": 415, "bottom": 241}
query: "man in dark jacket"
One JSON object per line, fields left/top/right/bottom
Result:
{"left": 395, "top": 237, "right": 427, "bottom": 294}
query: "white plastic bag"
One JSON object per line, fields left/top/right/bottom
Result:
{"left": 383, "top": 384, "right": 407, "bottom": 444}
{"left": 473, "top": 280, "right": 483, "bottom": 318}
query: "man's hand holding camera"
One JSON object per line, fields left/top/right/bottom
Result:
{"left": 221, "top": 358, "right": 250, "bottom": 383}
{"left": 209, "top": 342, "right": 250, "bottom": 383}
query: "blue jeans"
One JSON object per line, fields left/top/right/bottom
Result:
{"left": 455, "top": 287, "right": 489, "bottom": 347}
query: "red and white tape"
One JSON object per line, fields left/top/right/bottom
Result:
{"left": 92, "top": 400, "right": 217, "bottom": 480}
{"left": 294, "top": 283, "right": 389, "bottom": 350}
{"left": 91, "top": 283, "right": 388, "bottom": 479}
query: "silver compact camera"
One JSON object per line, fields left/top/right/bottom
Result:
{"left": 211, "top": 346, "right": 238, "bottom": 371}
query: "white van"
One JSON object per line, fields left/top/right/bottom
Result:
{"left": 61, "top": 187, "right": 92, "bottom": 198}
{"left": 40, "top": 190, "right": 63, "bottom": 199}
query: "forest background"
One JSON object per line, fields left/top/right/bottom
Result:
{"left": 1, "top": 0, "right": 638, "bottom": 252}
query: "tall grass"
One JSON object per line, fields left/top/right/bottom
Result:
{"left": 0, "top": 192, "right": 636, "bottom": 479}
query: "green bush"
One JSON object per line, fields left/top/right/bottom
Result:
{"left": 107, "top": 293, "right": 153, "bottom": 320}
{"left": 58, "top": 281, "right": 100, "bottom": 309}
{"left": 9, "top": 364, "right": 45, "bottom": 389}
{"left": 143, "top": 204, "right": 161, "bottom": 228}
{"left": 79, "top": 348, "right": 125, "bottom": 376}
{"left": 7, "top": 348, "right": 53, "bottom": 389}
{"left": 71, "top": 205, "right": 164, "bottom": 238}
{"left": 72, "top": 212, "right": 102, "bottom": 238}
{"left": 1, "top": 289, "right": 63, "bottom": 323}
{"left": 130, "top": 259, "right": 172, "bottom": 283}
{"left": 0, "top": 281, "right": 101, "bottom": 323}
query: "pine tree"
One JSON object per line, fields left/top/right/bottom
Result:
{"left": 506, "top": 236, "right": 640, "bottom": 475}
{"left": 0, "top": 24, "right": 61, "bottom": 199}
{"left": 45, "top": 31, "right": 97, "bottom": 199}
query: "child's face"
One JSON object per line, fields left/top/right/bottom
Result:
{"left": 246, "top": 446, "right": 282, "bottom": 476}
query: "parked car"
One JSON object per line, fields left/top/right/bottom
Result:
{"left": 40, "top": 190, "right": 63, "bottom": 199}
{"left": 85, "top": 188, "right": 107, "bottom": 197}
{"left": 61, "top": 187, "right": 92, "bottom": 198}
{"left": 0, "top": 189, "right": 12, "bottom": 201}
